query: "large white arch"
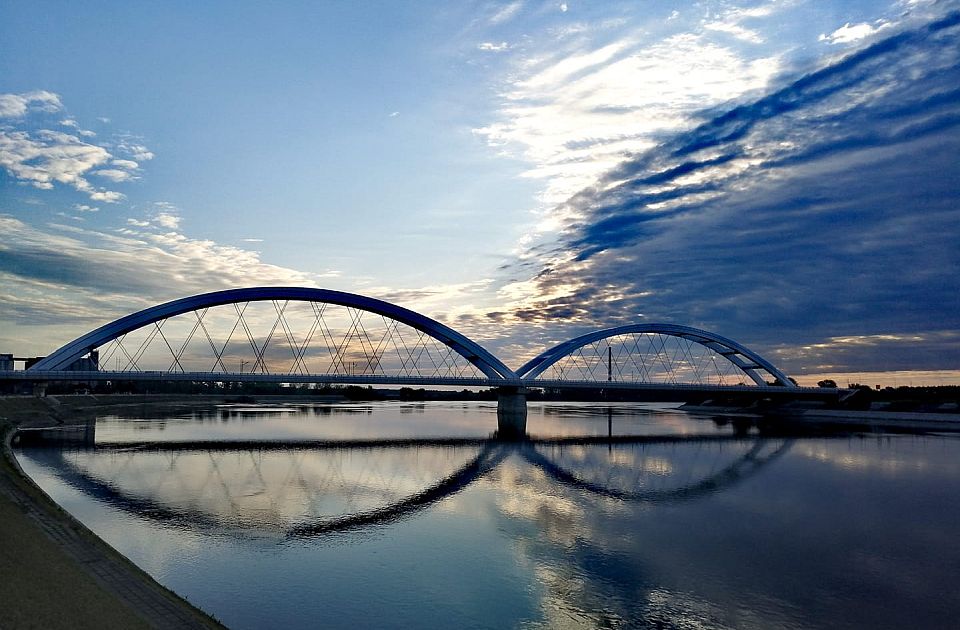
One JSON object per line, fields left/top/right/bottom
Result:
{"left": 28, "top": 287, "right": 517, "bottom": 380}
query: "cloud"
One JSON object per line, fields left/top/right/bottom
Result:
{"left": 703, "top": 21, "right": 765, "bottom": 44}
{"left": 820, "top": 21, "right": 891, "bottom": 45}
{"left": 490, "top": 9, "right": 960, "bottom": 374}
{"left": 700, "top": 2, "right": 781, "bottom": 44}
{"left": 474, "top": 30, "right": 781, "bottom": 211}
{"left": 0, "top": 129, "right": 123, "bottom": 200}
{"left": 478, "top": 41, "right": 510, "bottom": 52}
{"left": 73, "top": 204, "right": 98, "bottom": 213}
{"left": 0, "top": 92, "right": 145, "bottom": 202}
{"left": 0, "top": 214, "right": 322, "bottom": 341}
{"left": 0, "top": 90, "right": 62, "bottom": 118}
{"left": 490, "top": 1, "right": 523, "bottom": 25}
{"left": 88, "top": 190, "right": 125, "bottom": 202}
{"left": 93, "top": 168, "right": 135, "bottom": 182}
{"left": 114, "top": 137, "right": 154, "bottom": 161}
{"left": 154, "top": 211, "right": 181, "bottom": 229}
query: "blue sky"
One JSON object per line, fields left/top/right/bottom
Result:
{"left": 1, "top": 0, "right": 958, "bottom": 385}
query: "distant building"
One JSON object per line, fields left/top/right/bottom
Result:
{"left": 0, "top": 354, "right": 12, "bottom": 371}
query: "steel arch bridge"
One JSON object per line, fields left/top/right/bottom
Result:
{"left": 13, "top": 286, "right": 816, "bottom": 398}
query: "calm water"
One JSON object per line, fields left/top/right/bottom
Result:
{"left": 15, "top": 402, "right": 960, "bottom": 629}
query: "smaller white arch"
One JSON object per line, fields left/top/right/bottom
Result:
{"left": 516, "top": 323, "right": 796, "bottom": 387}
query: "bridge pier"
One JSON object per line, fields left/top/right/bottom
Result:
{"left": 496, "top": 387, "right": 527, "bottom": 439}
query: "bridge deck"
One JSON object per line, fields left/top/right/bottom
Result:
{"left": 1, "top": 369, "right": 842, "bottom": 401}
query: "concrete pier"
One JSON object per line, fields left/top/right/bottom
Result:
{"left": 496, "top": 387, "right": 527, "bottom": 439}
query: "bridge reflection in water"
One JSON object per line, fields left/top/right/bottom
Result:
{"left": 24, "top": 431, "right": 793, "bottom": 539}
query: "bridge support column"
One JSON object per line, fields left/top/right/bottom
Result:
{"left": 497, "top": 387, "right": 527, "bottom": 439}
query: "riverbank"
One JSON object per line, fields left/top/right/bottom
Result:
{"left": 680, "top": 402, "right": 960, "bottom": 431}
{"left": 0, "top": 395, "right": 225, "bottom": 629}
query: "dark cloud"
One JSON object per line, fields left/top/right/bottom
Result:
{"left": 506, "top": 11, "right": 960, "bottom": 374}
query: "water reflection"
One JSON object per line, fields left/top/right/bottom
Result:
{"left": 524, "top": 439, "right": 792, "bottom": 503}
{"left": 16, "top": 404, "right": 960, "bottom": 630}
{"left": 25, "top": 433, "right": 791, "bottom": 539}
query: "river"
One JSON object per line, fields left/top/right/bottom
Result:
{"left": 15, "top": 401, "right": 960, "bottom": 629}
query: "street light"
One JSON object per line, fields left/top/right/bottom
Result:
{"left": 240, "top": 360, "right": 249, "bottom": 374}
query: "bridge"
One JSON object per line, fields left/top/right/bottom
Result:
{"left": 1, "top": 287, "right": 842, "bottom": 433}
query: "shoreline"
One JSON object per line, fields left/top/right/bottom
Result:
{"left": 679, "top": 403, "right": 960, "bottom": 431}
{"left": 0, "top": 395, "right": 225, "bottom": 629}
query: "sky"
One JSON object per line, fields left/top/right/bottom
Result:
{"left": 1, "top": 0, "right": 959, "bottom": 386}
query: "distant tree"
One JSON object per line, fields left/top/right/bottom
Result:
{"left": 817, "top": 379, "right": 838, "bottom": 388}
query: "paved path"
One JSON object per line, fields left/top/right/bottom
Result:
{"left": 1, "top": 407, "right": 223, "bottom": 629}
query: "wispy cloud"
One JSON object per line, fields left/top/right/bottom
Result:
{"left": 701, "top": 2, "right": 779, "bottom": 44}
{"left": 489, "top": 1, "right": 523, "bottom": 25}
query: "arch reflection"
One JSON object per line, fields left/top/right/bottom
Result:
{"left": 521, "top": 439, "right": 792, "bottom": 504}
{"left": 28, "top": 443, "right": 502, "bottom": 539}
{"left": 19, "top": 430, "right": 799, "bottom": 539}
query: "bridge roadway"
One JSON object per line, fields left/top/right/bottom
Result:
{"left": 1, "top": 369, "right": 844, "bottom": 403}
